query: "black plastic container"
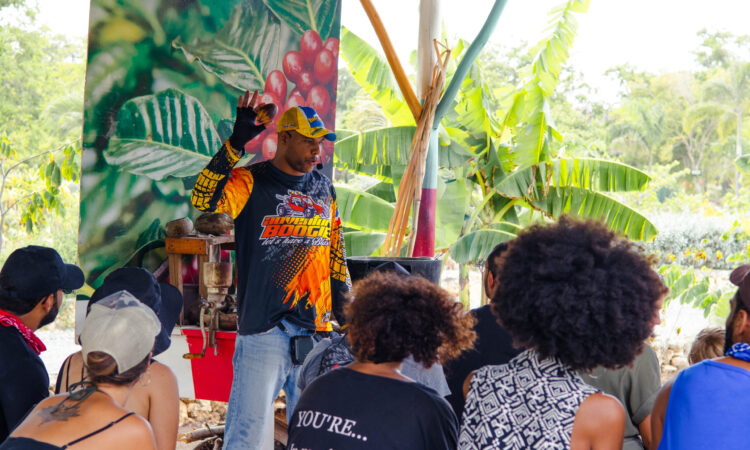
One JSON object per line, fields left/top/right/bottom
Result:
{"left": 346, "top": 256, "right": 442, "bottom": 285}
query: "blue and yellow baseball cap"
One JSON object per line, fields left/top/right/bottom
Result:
{"left": 278, "top": 106, "right": 336, "bottom": 141}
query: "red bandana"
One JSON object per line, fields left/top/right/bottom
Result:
{"left": 0, "top": 308, "right": 46, "bottom": 354}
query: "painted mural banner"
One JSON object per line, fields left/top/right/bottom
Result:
{"left": 79, "top": 0, "right": 342, "bottom": 288}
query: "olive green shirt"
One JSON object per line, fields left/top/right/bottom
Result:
{"left": 580, "top": 344, "right": 661, "bottom": 450}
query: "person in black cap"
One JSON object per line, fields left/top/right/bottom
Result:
{"left": 0, "top": 245, "right": 84, "bottom": 441}
{"left": 53, "top": 267, "right": 182, "bottom": 450}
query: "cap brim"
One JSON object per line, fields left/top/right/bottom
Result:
{"left": 61, "top": 264, "right": 85, "bottom": 291}
{"left": 153, "top": 282, "right": 184, "bottom": 356}
{"left": 298, "top": 127, "right": 336, "bottom": 142}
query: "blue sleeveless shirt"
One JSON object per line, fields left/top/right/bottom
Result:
{"left": 659, "top": 359, "right": 750, "bottom": 449}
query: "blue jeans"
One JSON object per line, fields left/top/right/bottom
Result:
{"left": 224, "top": 319, "right": 312, "bottom": 449}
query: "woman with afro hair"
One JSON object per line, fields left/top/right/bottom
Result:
{"left": 458, "top": 216, "right": 667, "bottom": 450}
{"left": 287, "top": 270, "right": 476, "bottom": 450}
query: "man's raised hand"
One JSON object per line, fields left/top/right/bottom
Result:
{"left": 229, "top": 90, "right": 271, "bottom": 154}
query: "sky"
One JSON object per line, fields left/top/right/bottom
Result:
{"left": 29, "top": 0, "right": 750, "bottom": 102}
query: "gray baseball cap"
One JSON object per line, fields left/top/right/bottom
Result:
{"left": 80, "top": 291, "right": 160, "bottom": 373}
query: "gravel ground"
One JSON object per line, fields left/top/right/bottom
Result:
{"left": 36, "top": 328, "right": 80, "bottom": 386}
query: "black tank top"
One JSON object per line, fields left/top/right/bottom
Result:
{"left": 0, "top": 412, "right": 135, "bottom": 449}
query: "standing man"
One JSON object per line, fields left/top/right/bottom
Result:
{"left": 651, "top": 264, "right": 750, "bottom": 449}
{"left": 192, "top": 91, "right": 351, "bottom": 449}
{"left": 0, "top": 245, "right": 84, "bottom": 441}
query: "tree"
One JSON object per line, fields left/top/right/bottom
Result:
{"left": 334, "top": 0, "right": 656, "bottom": 307}
{"left": 0, "top": 0, "right": 85, "bottom": 259}
{"left": 0, "top": 136, "right": 79, "bottom": 254}
{"left": 703, "top": 62, "right": 750, "bottom": 197}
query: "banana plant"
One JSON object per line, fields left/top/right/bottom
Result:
{"left": 336, "top": 0, "right": 657, "bottom": 304}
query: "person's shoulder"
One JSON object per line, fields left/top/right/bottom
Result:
{"left": 0, "top": 325, "right": 32, "bottom": 355}
{"left": 150, "top": 360, "right": 177, "bottom": 380}
{"left": 116, "top": 413, "right": 157, "bottom": 449}
{"left": 246, "top": 160, "right": 269, "bottom": 176}
{"left": 576, "top": 392, "right": 626, "bottom": 429}
{"left": 407, "top": 382, "right": 458, "bottom": 425}
{"left": 148, "top": 361, "right": 178, "bottom": 390}
{"left": 0, "top": 330, "right": 46, "bottom": 377}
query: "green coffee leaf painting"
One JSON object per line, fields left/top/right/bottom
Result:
{"left": 104, "top": 89, "right": 221, "bottom": 180}
{"left": 173, "top": 2, "right": 282, "bottom": 91}
{"left": 264, "top": 0, "right": 339, "bottom": 40}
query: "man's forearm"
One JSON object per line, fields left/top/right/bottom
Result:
{"left": 191, "top": 140, "right": 242, "bottom": 212}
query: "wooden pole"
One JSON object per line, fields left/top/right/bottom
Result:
{"left": 359, "top": 0, "right": 422, "bottom": 121}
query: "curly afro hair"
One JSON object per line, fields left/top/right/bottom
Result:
{"left": 491, "top": 216, "right": 667, "bottom": 371}
{"left": 346, "top": 271, "right": 476, "bottom": 367}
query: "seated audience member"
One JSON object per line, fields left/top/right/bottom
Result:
{"left": 297, "top": 261, "right": 451, "bottom": 397}
{"left": 580, "top": 343, "right": 661, "bottom": 450}
{"left": 0, "top": 246, "right": 84, "bottom": 441}
{"left": 687, "top": 327, "right": 725, "bottom": 364}
{"left": 442, "top": 242, "right": 521, "bottom": 419}
{"left": 651, "top": 265, "right": 750, "bottom": 449}
{"left": 459, "top": 217, "right": 667, "bottom": 449}
{"left": 287, "top": 271, "right": 476, "bottom": 450}
{"left": 54, "top": 268, "right": 182, "bottom": 450}
{"left": 1, "top": 291, "right": 158, "bottom": 450}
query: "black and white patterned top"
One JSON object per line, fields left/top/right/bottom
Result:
{"left": 458, "top": 350, "right": 599, "bottom": 450}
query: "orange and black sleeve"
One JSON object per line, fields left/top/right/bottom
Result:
{"left": 191, "top": 140, "right": 254, "bottom": 218}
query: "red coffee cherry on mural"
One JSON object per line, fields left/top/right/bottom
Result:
{"left": 313, "top": 49, "right": 336, "bottom": 85}
{"left": 300, "top": 30, "right": 323, "bottom": 68}
{"left": 285, "top": 89, "right": 306, "bottom": 110}
{"left": 282, "top": 51, "right": 304, "bottom": 83}
{"left": 306, "top": 86, "right": 331, "bottom": 118}
{"left": 264, "top": 70, "right": 287, "bottom": 105}
{"left": 262, "top": 133, "right": 278, "bottom": 160}
{"left": 323, "top": 37, "right": 339, "bottom": 56}
{"left": 296, "top": 70, "right": 315, "bottom": 97}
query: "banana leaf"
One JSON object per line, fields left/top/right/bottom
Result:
{"left": 334, "top": 126, "right": 415, "bottom": 166}
{"left": 340, "top": 27, "right": 414, "bottom": 126}
{"left": 495, "top": 158, "right": 650, "bottom": 199}
{"left": 104, "top": 89, "right": 221, "bottom": 180}
{"left": 344, "top": 231, "right": 386, "bottom": 257}
{"left": 449, "top": 229, "right": 517, "bottom": 265}
{"left": 173, "top": 3, "right": 282, "bottom": 92}
{"left": 335, "top": 185, "right": 394, "bottom": 232}
{"left": 529, "top": 186, "right": 658, "bottom": 241}
{"left": 435, "top": 177, "right": 468, "bottom": 250}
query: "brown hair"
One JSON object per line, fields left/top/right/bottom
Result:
{"left": 346, "top": 271, "right": 476, "bottom": 367}
{"left": 85, "top": 351, "right": 150, "bottom": 386}
{"left": 688, "top": 328, "right": 725, "bottom": 364}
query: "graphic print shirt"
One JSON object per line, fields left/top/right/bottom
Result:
{"left": 459, "top": 350, "right": 598, "bottom": 450}
{"left": 192, "top": 142, "right": 351, "bottom": 334}
{"left": 287, "top": 367, "right": 458, "bottom": 450}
